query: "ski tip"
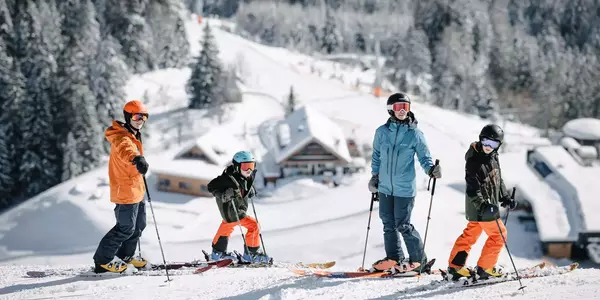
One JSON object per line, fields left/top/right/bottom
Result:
{"left": 194, "top": 265, "right": 214, "bottom": 274}
{"left": 569, "top": 262, "right": 579, "bottom": 270}
{"left": 216, "top": 259, "right": 234, "bottom": 268}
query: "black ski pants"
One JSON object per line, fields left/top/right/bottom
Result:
{"left": 93, "top": 201, "right": 146, "bottom": 265}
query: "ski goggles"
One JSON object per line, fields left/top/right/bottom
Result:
{"left": 131, "top": 113, "right": 148, "bottom": 121}
{"left": 386, "top": 102, "right": 410, "bottom": 112}
{"left": 240, "top": 162, "right": 256, "bottom": 172}
{"left": 481, "top": 138, "right": 501, "bottom": 149}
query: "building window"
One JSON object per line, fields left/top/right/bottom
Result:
{"left": 533, "top": 161, "right": 553, "bottom": 178}
{"left": 179, "top": 181, "right": 191, "bottom": 190}
{"left": 158, "top": 178, "right": 170, "bottom": 188}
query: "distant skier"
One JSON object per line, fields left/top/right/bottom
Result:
{"left": 92, "top": 100, "right": 150, "bottom": 273}
{"left": 446, "top": 124, "right": 517, "bottom": 280}
{"left": 368, "top": 93, "right": 441, "bottom": 272}
{"left": 207, "top": 151, "right": 270, "bottom": 263}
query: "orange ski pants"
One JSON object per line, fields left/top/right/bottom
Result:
{"left": 448, "top": 220, "right": 507, "bottom": 269}
{"left": 212, "top": 216, "right": 260, "bottom": 248}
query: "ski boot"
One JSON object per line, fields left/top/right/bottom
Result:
{"left": 396, "top": 259, "right": 421, "bottom": 272}
{"left": 446, "top": 266, "right": 474, "bottom": 281}
{"left": 475, "top": 266, "right": 504, "bottom": 280}
{"left": 210, "top": 250, "right": 237, "bottom": 262}
{"left": 241, "top": 248, "right": 273, "bottom": 265}
{"left": 94, "top": 257, "right": 128, "bottom": 273}
{"left": 371, "top": 257, "right": 400, "bottom": 272}
{"left": 123, "top": 255, "right": 148, "bottom": 269}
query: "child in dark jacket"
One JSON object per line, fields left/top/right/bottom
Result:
{"left": 446, "top": 124, "right": 517, "bottom": 281}
{"left": 207, "top": 151, "right": 270, "bottom": 263}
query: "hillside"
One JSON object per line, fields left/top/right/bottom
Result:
{"left": 0, "top": 17, "right": 597, "bottom": 300}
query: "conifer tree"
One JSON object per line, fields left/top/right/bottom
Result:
{"left": 0, "top": 39, "right": 25, "bottom": 205}
{"left": 187, "top": 22, "right": 223, "bottom": 109}
{"left": 15, "top": 2, "right": 60, "bottom": 196}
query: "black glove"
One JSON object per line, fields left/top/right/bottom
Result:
{"left": 132, "top": 156, "right": 148, "bottom": 175}
{"left": 500, "top": 195, "right": 517, "bottom": 210}
{"left": 428, "top": 164, "right": 441, "bottom": 178}
{"left": 245, "top": 186, "right": 256, "bottom": 199}
{"left": 368, "top": 173, "right": 379, "bottom": 193}
{"left": 479, "top": 202, "right": 500, "bottom": 220}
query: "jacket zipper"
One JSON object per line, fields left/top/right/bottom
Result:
{"left": 389, "top": 129, "right": 400, "bottom": 196}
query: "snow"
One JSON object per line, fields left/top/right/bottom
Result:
{"left": 516, "top": 171, "right": 575, "bottom": 242}
{"left": 534, "top": 146, "right": 600, "bottom": 232}
{"left": 150, "top": 158, "right": 223, "bottom": 181}
{"left": 275, "top": 105, "right": 352, "bottom": 164}
{"left": 173, "top": 127, "right": 248, "bottom": 166}
{"left": 562, "top": 118, "right": 600, "bottom": 141}
{"left": 0, "top": 17, "right": 599, "bottom": 299}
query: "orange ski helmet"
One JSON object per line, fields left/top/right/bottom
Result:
{"left": 123, "top": 100, "right": 148, "bottom": 124}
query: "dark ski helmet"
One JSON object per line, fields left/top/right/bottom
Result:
{"left": 386, "top": 93, "right": 411, "bottom": 117}
{"left": 479, "top": 124, "right": 504, "bottom": 143}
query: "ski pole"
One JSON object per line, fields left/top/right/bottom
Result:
{"left": 230, "top": 195, "right": 251, "bottom": 256}
{"left": 419, "top": 159, "right": 439, "bottom": 276}
{"left": 495, "top": 216, "right": 525, "bottom": 291}
{"left": 137, "top": 240, "right": 142, "bottom": 258}
{"left": 361, "top": 193, "right": 378, "bottom": 271}
{"left": 249, "top": 195, "right": 267, "bottom": 257}
{"left": 142, "top": 175, "right": 171, "bottom": 282}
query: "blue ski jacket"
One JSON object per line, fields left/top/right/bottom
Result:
{"left": 371, "top": 115, "right": 434, "bottom": 197}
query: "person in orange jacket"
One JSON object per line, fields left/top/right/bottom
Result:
{"left": 446, "top": 124, "right": 517, "bottom": 280}
{"left": 92, "top": 100, "right": 150, "bottom": 273}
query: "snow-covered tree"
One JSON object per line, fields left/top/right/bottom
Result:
{"left": 56, "top": 0, "right": 104, "bottom": 176}
{"left": 0, "top": 39, "right": 25, "bottom": 204}
{"left": 36, "top": 0, "right": 63, "bottom": 57}
{"left": 321, "top": 8, "right": 339, "bottom": 54}
{"left": 147, "top": 0, "right": 190, "bottom": 69}
{"left": 89, "top": 35, "right": 128, "bottom": 131}
{"left": 0, "top": 0, "right": 15, "bottom": 58}
{"left": 61, "top": 132, "right": 82, "bottom": 181}
{"left": 286, "top": 85, "right": 297, "bottom": 117}
{"left": 15, "top": 2, "right": 60, "bottom": 197}
{"left": 187, "top": 22, "right": 223, "bottom": 109}
{"left": 103, "top": 0, "right": 155, "bottom": 73}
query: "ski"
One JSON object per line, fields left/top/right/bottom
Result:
{"left": 289, "top": 259, "right": 438, "bottom": 279}
{"left": 150, "top": 258, "right": 233, "bottom": 270}
{"left": 293, "top": 261, "right": 336, "bottom": 269}
{"left": 25, "top": 259, "right": 234, "bottom": 278}
{"left": 437, "top": 262, "right": 579, "bottom": 289}
{"left": 201, "top": 249, "right": 335, "bottom": 270}
{"left": 194, "top": 258, "right": 234, "bottom": 274}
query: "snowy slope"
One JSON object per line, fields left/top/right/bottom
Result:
{"left": 0, "top": 17, "right": 598, "bottom": 299}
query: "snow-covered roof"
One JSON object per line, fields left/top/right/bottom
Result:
{"left": 259, "top": 152, "right": 281, "bottom": 177}
{"left": 534, "top": 145, "right": 600, "bottom": 232}
{"left": 275, "top": 105, "right": 352, "bottom": 164}
{"left": 174, "top": 128, "right": 247, "bottom": 166}
{"left": 562, "top": 118, "right": 600, "bottom": 140}
{"left": 151, "top": 158, "right": 224, "bottom": 181}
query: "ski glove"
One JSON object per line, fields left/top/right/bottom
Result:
{"left": 428, "top": 164, "right": 442, "bottom": 178}
{"left": 368, "top": 173, "right": 379, "bottom": 193}
{"left": 479, "top": 202, "right": 499, "bottom": 220}
{"left": 500, "top": 195, "right": 517, "bottom": 210}
{"left": 132, "top": 156, "right": 148, "bottom": 175}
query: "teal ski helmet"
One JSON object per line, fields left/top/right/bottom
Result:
{"left": 232, "top": 151, "right": 256, "bottom": 173}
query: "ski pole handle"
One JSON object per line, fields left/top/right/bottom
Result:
{"left": 430, "top": 159, "right": 439, "bottom": 196}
